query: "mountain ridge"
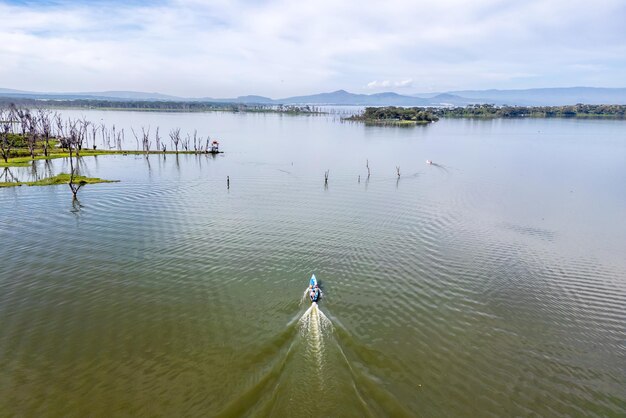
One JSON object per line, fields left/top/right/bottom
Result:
{"left": 2, "top": 87, "right": 626, "bottom": 106}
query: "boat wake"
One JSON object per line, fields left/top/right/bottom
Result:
{"left": 299, "top": 302, "right": 332, "bottom": 335}
{"left": 298, "top": 302, "right": 332, "bottom": 381}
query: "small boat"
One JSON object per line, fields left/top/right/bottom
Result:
{"left": 309, "top": 274, "right": 317, "bottom": 288}
{"left": 308, "top": 274, "right": 321, "bottom": 303}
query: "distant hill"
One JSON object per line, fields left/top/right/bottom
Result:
{"left": 0, "top": 89, "right": 184, "bottom": 102}
{"left": 414, "top": 87, "right": 626, "bottom": 106}
{"left": 276, "top": 90, "right": 431, "bottom": 105}
{"left": 2, "top": 86, "right": 626, "bottom": 106}
{"left": 82, "top": 91, "right": 182, "bottom": 101}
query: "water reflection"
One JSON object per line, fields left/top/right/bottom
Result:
{"left": 0, "top": 114, "right": 624, "bottom": 416}
{"left": 1, "top": 166, "right": 18, "bottom": 183}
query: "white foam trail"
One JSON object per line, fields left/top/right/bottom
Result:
{"left": 298, "top": 303, "right": 332, "bottom": 339}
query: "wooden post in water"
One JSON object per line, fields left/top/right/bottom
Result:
{"left": 227, "top": 176, "right": 230, "bottom": 189}
{"left": 366, "top": 159, "right": 371, "bottom": 178}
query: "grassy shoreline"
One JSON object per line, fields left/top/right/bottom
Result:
{"left": 1, "top": 149, "right": 222, "bottom": 167}
{"left": 0, "top": 173, "right": 118, "bottom": 188}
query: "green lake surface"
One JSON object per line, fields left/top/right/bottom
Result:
{"left": 1, "top": 111, "right": 625, "bottom": 417}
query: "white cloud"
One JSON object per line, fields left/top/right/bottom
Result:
{"left": 0, "top": 0, "right": 624, "bottom": 97}
{"left": 367, "top": 79, "right": 413, "bottom": 89}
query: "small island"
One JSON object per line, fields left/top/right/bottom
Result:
{"left": 0, "top": 173, "right": 117, "bottom": 188}
{"left": 347, "top": 107, "right": 439, "bottom": 125}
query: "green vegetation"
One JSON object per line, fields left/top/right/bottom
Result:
{"left": 0, "top": 173, "right": 117, "bottom": 188}
{"left": 0, "top": 148, "right": 219, "bottom": 168}
{"left": 348, "top": 104, "right": 626, "bottom": 125}
{"left": 347, "top": 107, "right": 439, "bottom": 124}
{"left": 430, "top": 104, "right": 626, "bottom": 119}
{"left": 0, "top": 98, "right": 323, "bottom": 115}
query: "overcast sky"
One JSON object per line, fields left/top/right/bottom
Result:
{"left": 1, "top": 0, "right": 625, "bottom": 97}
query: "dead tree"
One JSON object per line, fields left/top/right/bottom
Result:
{"left": 8, "top": 104, "right": 19, "bottom": 134}
{"left": 102, "top": 123, "right": 109, "bottom": 149}
{"left": 90, "top": 123, "right": 98, "bottom": 150}
{"left": 131, "top": 127, "right": 140, "bottom": 150}
{"left": 183, "top": 133, "right": 190, "bottom": 151}
{"left": 76, "top": 118, "right": 89, "bottom": 156}
{"left": 155, "top": 127, "right": 161, "bottom": 152}
{"left": 142, "top": 127, "right": 151, "bottom": 155}
{"left": 66, "top": 120, "right": 85, "bottom": 200}
{"left": 0, "top": 109, "right": 16, "bottom": 163}
{"left": 324, "top": 170, "right": 329, "bottom": 186}
{"left": 55, "top": 114, "right": 68, "bottom": 149}
{"left": 0, "top": 119, "right": 14, "bottom": 163}
{"left": 396, "top": 166, "right": 400, "bottom": 178}
{"left": 16, "top": 107, "right": 29, "bottom": 135}
{"left": 169, "top": 128, "right": 181, "bottom": 154}
{"left": 117, "top": 129, "right": 123, "bottom": 151}
{"left": 366, "top": 159, "right": 371, "bottom": 178}
{"left": 132, "top": 126, "right": 151, "bottom": 154}
{"left": 26, "top": 113, "right": 37, "bottom": 159}
{"left": 38, "top": 109, "right": 53, "bottom": 156}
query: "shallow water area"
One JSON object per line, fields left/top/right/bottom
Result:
{"left": 1, "top": 111, "right": 625, "bottom": 416}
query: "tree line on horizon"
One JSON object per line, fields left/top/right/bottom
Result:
{"left": 348, "top": 104, "right": 626, "bottom": 122}
{"left": 0, "top": 97, "right": 322, "bottom": 114}
{"left": 432, "top": 103, "right": 626, "bottom": 118}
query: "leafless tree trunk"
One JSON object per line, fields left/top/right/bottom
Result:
{"left": 91, "top": 123, "right": 98, "bottom": 150}
{"left": 132, "top": 127, "right": 140, "bottom": 150}
{"left": 116, "top": 128, "right": 123, "bottom": 151}
{"left": 0, "top": 110, "right": 15, "bottom": 163}
{"left": 142, "top": 127, "right": 151, "bottom": 154}
{"left": 38, "top": 109, "right": 53, "bottom": 157}
{"left": 74, "top": 118, "right": 89, "bottom": 157}
{"left": 55, "top": 114, "right": 68, "bottom": 149}
{"left": 26, "top": 112, "right": 37, "bottom": 159}
{"left": 8, "top": 104, "right": 19, "bottom": 134}
{"left": 169, "top": 128, "right": 181, "bottom": 154}
{"left": 102, "top": 123, "right": 108, "bottom": 149}
{"left": 66, "top": 119, "right": 84, "bottom": 200}
{"left": 366, "top": 159, "right": 371, "bottom": 178}
{"left": 155, "top": 127, "right": 161, "bottom": 152}
{"left": 16, "top": 107, "right": 29, "bottom": 135}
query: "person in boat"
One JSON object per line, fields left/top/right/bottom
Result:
{"left": 310, "top": 284, "right": 320, "bottom": 302}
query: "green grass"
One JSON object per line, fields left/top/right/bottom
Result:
{"left": 0, "top": 149, "right": 219, "bottom": 167}
{"left": 0, "top": 173, "right": 118, "bottom": 188}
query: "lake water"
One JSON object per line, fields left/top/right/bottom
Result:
{"left": 1, "top": 111, "right": 625, "bottom": 417}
